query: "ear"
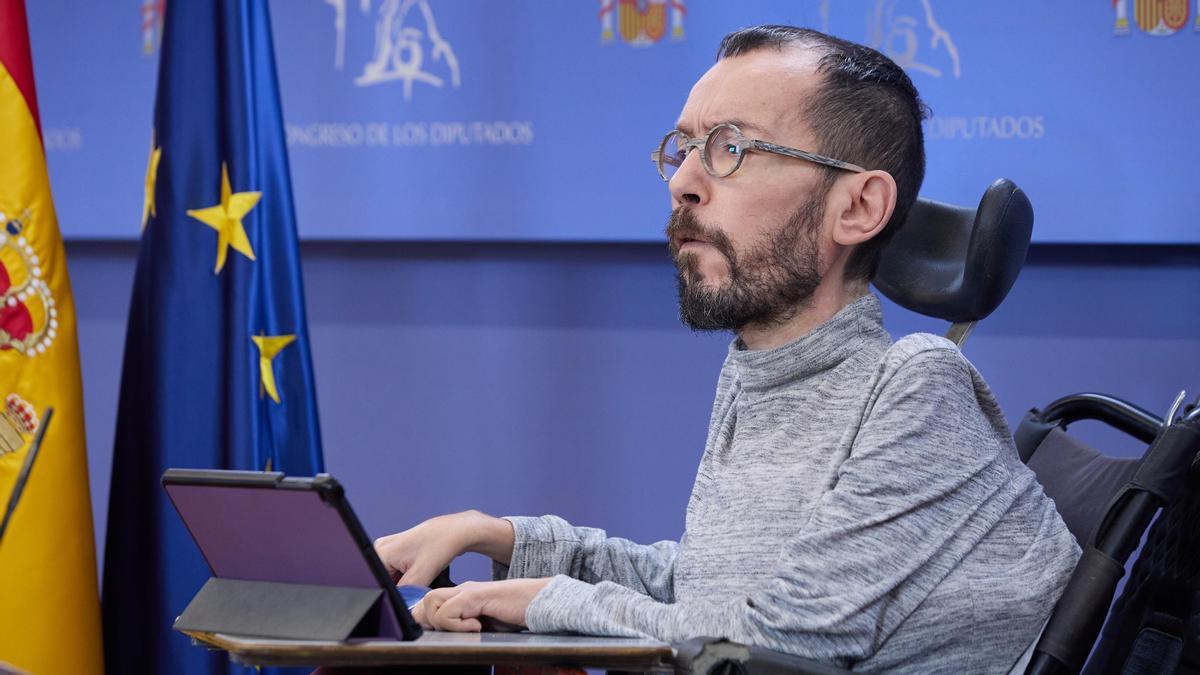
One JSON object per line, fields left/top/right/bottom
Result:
{"left": 831, "top": 170, "right": 897, "bottom": 247}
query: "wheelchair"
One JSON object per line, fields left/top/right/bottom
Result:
{"left": 674, "top": 180, "right": 1200, "bottom": 674}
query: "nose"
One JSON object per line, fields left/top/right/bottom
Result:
{"left": 668, "top": 147, "right": 709, "bottom": 208}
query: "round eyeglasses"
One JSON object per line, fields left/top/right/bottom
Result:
{"left": 650, "top": 122, "right": 867, "bottom": 181}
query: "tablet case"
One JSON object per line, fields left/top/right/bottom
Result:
{"left": 162, "top": 469, "right": 422, "bottom": 641}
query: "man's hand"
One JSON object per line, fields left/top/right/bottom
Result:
{"left": 374, "top": 510, "right": 515, "bottom": 586}
{"left": 412, "top": 578, "right": 553, "bottom": 632}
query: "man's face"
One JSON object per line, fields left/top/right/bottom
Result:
{"left": 665, "top": 49, "right": 834, "bottom": 332}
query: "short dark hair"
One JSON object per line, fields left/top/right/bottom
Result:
{"left": 717, "top": 25, "right": 929, "bottom": 281}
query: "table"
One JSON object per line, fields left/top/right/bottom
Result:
{"left": 183, "top": 630, "right": 676, "bottom": 673}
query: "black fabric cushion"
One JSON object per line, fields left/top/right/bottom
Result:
{"left": 1027, "top": 427, "right": 1139, "bottom": 549}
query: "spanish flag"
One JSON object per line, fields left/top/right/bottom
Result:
{"left": 0, "top": 2, "right": 104, "bottom": 673}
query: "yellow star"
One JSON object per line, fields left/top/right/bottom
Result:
{"left": 251, "top": 334, "right": 296, "bottom": 404}
{"left": 186, "top": 163, "right": 260, "bottom": 274}
{"left": 141, "top": 139, "right": 162, "bottom": 232}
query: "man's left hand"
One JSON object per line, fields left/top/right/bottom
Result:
{"left": 413, "top": 578, "right": 553, "bottom": 632}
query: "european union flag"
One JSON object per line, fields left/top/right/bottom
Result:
{"left": 102, "top": 1, "right": 323, "bottom": 672}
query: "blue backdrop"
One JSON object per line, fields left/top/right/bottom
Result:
{"left": 27, "top": 0, "right": 1200, "bottom": 243}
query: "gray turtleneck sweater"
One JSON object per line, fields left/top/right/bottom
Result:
{"left": 496, "top": 294, "right": 1080, "bottom": 672}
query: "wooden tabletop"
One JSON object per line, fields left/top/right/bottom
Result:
{"left": 184, "top": 630, "right": 676, "bottom": 672}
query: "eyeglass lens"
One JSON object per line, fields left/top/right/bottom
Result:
{"left": 656, "top": 125, "right": 744, "bottom": 180}
{"left": 704, "top": 125, "right": 743, "bottom": 178}
{"left": 657, "top": 132, "right": 686, "bottom": 180}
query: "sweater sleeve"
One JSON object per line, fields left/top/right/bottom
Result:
{"left": 492, "top": 514, "right": 679, "bottom": 603}
{"left": 523, "top": 347, "right": 1022, "bottom": 665}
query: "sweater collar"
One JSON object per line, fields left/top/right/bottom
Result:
{"left": 726, "top": 293, "right": 889, "bottom": 391}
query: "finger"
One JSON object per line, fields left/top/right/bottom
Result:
{"left": 374, "top": 536, "right": 411, "bottom": 583}
{"left": 410, "top": 599, "right": 432, "bottom": 629}
{"left": 397, "top": 562, "right": 437, "bottom": 587}
{"left": 432, "top": 614, "right": 482, "bottom": 633}
{"left": 384, "top": 564, "right": 403, "bottom": 584}
{"left": 433, "top": 584, "right": 487, "bottom": 633}
{"left": 431, "top": 591, "right": 483, "bottom": 633}
{"left": 420, "top": 586, "right": 458, "bottom": 625}
{"left": 373, "top": 534, "right": 400, "bottom": 561}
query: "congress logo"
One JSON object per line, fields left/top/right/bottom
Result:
{"left": 600, "top": 0, "right": 686, "bottom": 46}
{"left": 868, "top": 0, "right": 961, "bottom": 78}
{"left": 0, "top": 208, "right": 58, "bottom": 357}
{"left": 326, "top": 0, "right": 461, "bottom": 100}
{"left": 1112, "top": 0, "right": 1199, "bottom": 35}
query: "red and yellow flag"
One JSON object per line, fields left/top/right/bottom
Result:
{"left": 0, "top": 2, "right": 104, "bottom": 672}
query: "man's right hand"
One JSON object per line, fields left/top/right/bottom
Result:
{"left": 373, "top": 510, "right": 516, "bottom": 587}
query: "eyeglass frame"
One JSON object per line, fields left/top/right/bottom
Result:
{"left": 650, "top": 122, "right": 867, "bottom": 182}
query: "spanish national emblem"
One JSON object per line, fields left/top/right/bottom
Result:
{"left": 600, "top": 0, "right": 685, "bottom": 46}
{"left": 1112, "top": 0, "right": 1194, "bottom": 35}
{"left": 0, "top": 393, "right": 38, "bottom": 455}
{"left": 0, "top": 208, "right": 57, "bottom": 356}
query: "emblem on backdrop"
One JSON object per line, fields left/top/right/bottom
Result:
{"left": 141, "top": 0, "right": 165, "bottom": 56}
{"left": 1112, "top": 0, "right": 1198, "bottom": 36}
{"left": 325, "top": 0, "right": 461, "bottom": 100}
{"left": 600, "top": 0, "right": 686, "bottom": 46}
{"left": 868, "top": 0, "right": 961, "bottom": 78}
{"left": 0, "top": 208, "right": 57, "bottom": 357}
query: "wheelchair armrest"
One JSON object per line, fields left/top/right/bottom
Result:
{"left": 673, "top": 638, "right": 851, "bottom": 675}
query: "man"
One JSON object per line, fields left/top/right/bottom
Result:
{"left": 375, "top": 25, "right": 1080, "bottom": 671}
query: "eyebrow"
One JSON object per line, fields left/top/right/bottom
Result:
{"left": 675, "top": 118, "right": 769, "bottom": 137}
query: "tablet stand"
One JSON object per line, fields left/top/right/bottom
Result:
{"left": 174, "top": 577, "right": 406, "bottom": 640}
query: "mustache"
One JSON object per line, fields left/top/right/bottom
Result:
{"left": 665, "top": 208, "right": 736, "bottom": 262}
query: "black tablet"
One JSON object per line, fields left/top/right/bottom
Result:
{"left": 162, "top": 468, "right": 422, "bottom": 641}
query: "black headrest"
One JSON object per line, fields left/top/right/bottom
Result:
{"left": 873, "top": 178, "right": 1034, "bottom": 324}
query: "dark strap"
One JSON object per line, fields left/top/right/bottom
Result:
{"left": 1125, "top": 421, "right": 1200, "bottom": 503}
{"left": 1033, "top": 548, "right": 1127, "bottom": 672}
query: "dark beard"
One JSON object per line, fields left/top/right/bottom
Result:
{"left": 666, "top": 197, "right": 824, "bottom": 332}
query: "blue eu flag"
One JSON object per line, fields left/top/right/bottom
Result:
{"left": 102, "top": 1, "right": 323, "bottom": 672}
